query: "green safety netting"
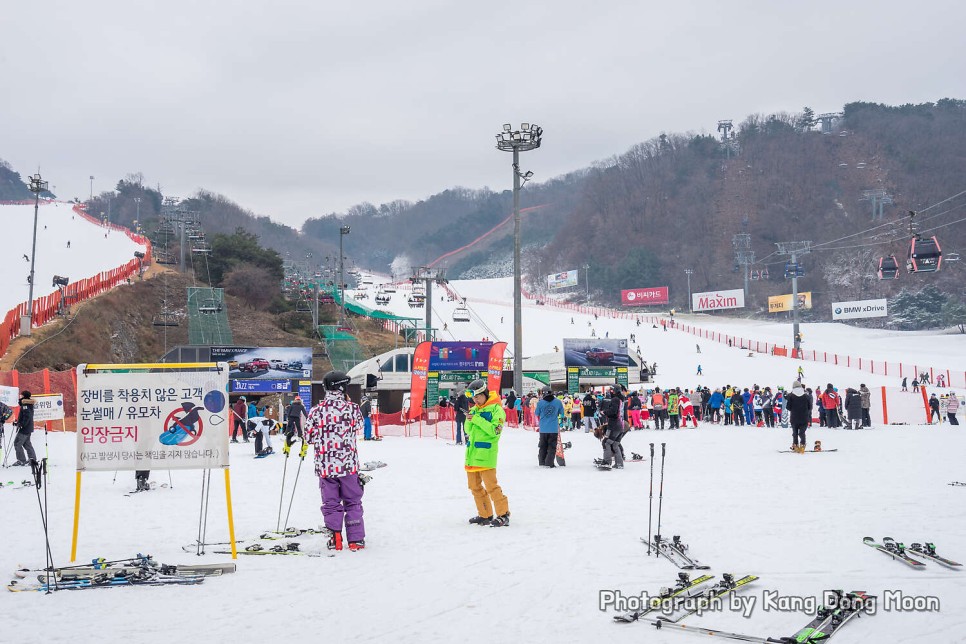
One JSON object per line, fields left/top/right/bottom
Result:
{"left": 187, "top": 287, "right": 233, "bottom": 345}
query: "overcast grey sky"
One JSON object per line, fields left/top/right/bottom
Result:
{"left": 2, "top": 1, "right": 964, "bottom": 229}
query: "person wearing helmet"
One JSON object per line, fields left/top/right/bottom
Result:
{"left": 535, "top": 385, "right": 564, "bottom": 467}
{"left": 464, "top": 378, "right": 510, "bottom": 527}
{"left": 305, "top": 371, "right": 366, "bottom": 551}
{"left": 12, "top": 390, "right": 36, "bottom": 466}
{"left": 286, "top": 395, "right": 308, "bottom": 444}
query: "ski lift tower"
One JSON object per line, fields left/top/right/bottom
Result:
{"left": 410, "top": 266, "right": 448, "bottom": 341}
{"left": 732, "top": 233, "right": 755, "bottom": 298}
{"left": 775, "top": 241, "right": 812, "bottom": 354}
{"left": 860, "top": 189, "right": 893, "bottom": 221}
{"left": 717, "top": 120, "right": 734, "bottom": 159}
{"left": 816, "top": 112, "right": 842, "bottom": 135}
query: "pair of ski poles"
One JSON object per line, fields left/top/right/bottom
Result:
{"left": 647, "top": 442, "right": 666, "bottom": 557}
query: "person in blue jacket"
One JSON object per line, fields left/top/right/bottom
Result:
{"left": 708, "top": 388, "right": 724, "bottom": 423}
{"left": 534, "top": 386, "right": 564, "bottom": 467}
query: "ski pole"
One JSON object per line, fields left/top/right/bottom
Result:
{"left": 648, "top": 442, "right": 655, "bottom": 556}
{"left": 283, "top": 440, "right": 309, "bottom": 530}
{"left": 112, "top": 470, "right": 118, "bottom": 485}
{"left": 656, "top": 443, "right": 666, "bottom": 549}
{"left": 276, "top": 439, "right": 292, "bottom": 532}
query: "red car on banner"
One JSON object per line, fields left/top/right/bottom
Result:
{"left": 621, "top": 286, "right": 669, "bottom": 306}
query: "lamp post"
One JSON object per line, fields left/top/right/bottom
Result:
{"left": 23, "top": 173, "right": 49, "bottom": 336}
{"left": 495, "top": 122, "right": 543, "bottom": 395}
{"left": 339, "top": 225, "right": 350, "bottom": 327}
{"left": 684, "top": 268, "right": 694, "bottom": 313}
{"left": 89, "top": 175, "right": 94, "bottom": 202}
{"left": 583, "top": 263, "right": 590, "bottom": 297}
{"left": 134, "top": 196, "right": 141, "bottom": 224}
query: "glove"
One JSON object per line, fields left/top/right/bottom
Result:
{"left": 479, "top": 411, "right": 493, "bottom": 422}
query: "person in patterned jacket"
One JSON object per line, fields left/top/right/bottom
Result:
{"left": 305, "top": 371, "right": 366, "bottom": 551}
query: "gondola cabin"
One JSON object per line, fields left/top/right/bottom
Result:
{"left": 877, "top": 255, "right": 900, "bottom": 280}
{"left": 907, "top": 236, "right": 943, "bottom": 273}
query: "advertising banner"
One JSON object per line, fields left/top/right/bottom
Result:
{"left": 832, "top": 298, "right": 888, "bottom": 320}
{"left": 621, "top": 286, "right": 669, "bottom": 306}
{"left": 692, "top": 288, "right": 745, "bottom": 312}
{"left": 429, "top": 341, "right": 493, "bottom": 371}
{"left": 76, "top": 363, "right": 230, "bottom": 471}
{"left": 563, "top": 338, "right": 629, "bottom": 367}
{"left": 32, "top": 393, "right": 65, "bottom": 421}
{"left": 0, "top": 385, "right": 18, "bottom": 408}
{"left": 486, "top": 342, "right": 507, "bottom": 394}
{"left": 210, "top": 346, "right": 312, "bottom": 379}
{"left": 407, "top": 342, "right": 431, "bottom": 419}
{"left": 547, "top": 270, "right": 579, "bottom": 290}
{"left": 230, "top": 379, "right": 292, "bottom": 393}
{"left": 768, "top": 292, "right": 813, "bottom": 313}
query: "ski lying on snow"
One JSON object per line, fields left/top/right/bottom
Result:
{"left": 15, "top": 560, "right": 236, "bottom": 579}
{"left": 656, "top": 574, "right": 759, "bottom": 623}
{"left": 949, "top": 482, "right": 966, "bottom": 487}
{"left": 613, "top": 573, "right": 714, "bottom": 623}
{"left": 182, "top": 540, "right": 244, "bottom": 552}
{"left": 776, "top": 449, "right": 838, "bottom": 453}
{"left": 8, "top": 571, "right": 206, "bottom": 592}
{"left": 863, "top": 537, "right": 926, "bottom": 568}
{"left": 906, "top": 542, "right": 962, "bottom": 568}
{"left": 651, "top": 591, "right": 871, "bottom": 643}
{"left": 640, "top": 535, "right": 711, "bottom": 570}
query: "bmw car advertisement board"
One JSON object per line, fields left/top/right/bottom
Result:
{"left": 210, "top": 346, "right": 312, "bottom": 379}
{"left": 562, "top": 338, "right": 629, "bottom": 367}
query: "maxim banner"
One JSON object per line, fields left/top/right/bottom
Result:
{"left": 75, "top": 363, "right": 230, "bottom": 471}
{"left": 620, "top": 286, "right": 669, "bottom": 306}
{"left": 832, "top": 298, "right": 888, "bottom": 320}
{"left": 692, "top": 288, "right": 745, "bottom": 312}
{"left": 768, "top": 292, "right": 813, "bottom": 313}
{"left": 547, "top": 270, "right": 579, "bottom": 290}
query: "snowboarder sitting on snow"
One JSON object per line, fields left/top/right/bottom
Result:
{"left": 305, "top": 371, "right": 366, "bottom": 551}
{"left": 464, "top": 379, "right": 510, "bottom": 527}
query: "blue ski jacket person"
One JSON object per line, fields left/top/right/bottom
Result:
{"left": 535, "top": 393, "right": 564, "bottom": 433}
{"left": 708, "top": 390, "right": 724, "bottom": 410}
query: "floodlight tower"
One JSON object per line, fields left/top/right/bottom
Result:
{"left": 684, "top": 268, "right": 694, "bottom": 313}
{"left": 495, "top": 122, "right": 543, "bottom": 395}
{"left": 339, "top": 226, "right": 350, "bottom": 327}
{"left": 775, "top": 241, "right": 812, "bottom": 353}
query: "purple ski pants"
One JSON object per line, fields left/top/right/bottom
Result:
{"left": 318, "top": 475, "right": 365, "bottom": 541}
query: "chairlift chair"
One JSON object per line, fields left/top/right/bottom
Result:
{"left": 907, "top": 236, "right": 943, "bottom": 273}
{"left": 453, "top": 306, "right": 471, "bottom": 322}
{"left": 152, "top": 312, "right": 179, "bottom": 327}
{"left": 877, "top": 255, "right": 900, "bottom": 280}
{"left": 375, "top": 293, "right": 391, "bottom": 305}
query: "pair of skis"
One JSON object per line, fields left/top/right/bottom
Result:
{"left": 641, "top": 535, "right": 711, "bottom": 570}
{"left": 613, "top": 573, "right": 714, "bottom": 622}
{"left": 652, "top": 590, "right": 871, "bottom": 643}
{"left": 863, "top": 537, "right": 961, "bottom": 568}
{"left": 9, "top": 556, "right": 235, "bottom": 592}
{"left": 653, "top": 574, "right": 759, "bottom": 624}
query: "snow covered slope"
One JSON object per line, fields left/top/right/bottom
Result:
{"left": 0, "top": 201, "right": 146, "bottom": 315}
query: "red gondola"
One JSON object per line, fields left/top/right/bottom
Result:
{"left": 877, "top": 255, "right": 900, "bottom": 280}
{"left": 907, "top": 235, "right": 943, "bottom": 273}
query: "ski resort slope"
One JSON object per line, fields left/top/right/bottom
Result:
{"left": 3, "top": 276, "right": 965, "bottom": 643}
{"left": 0, "top": 201, "right": 146, "bottom": 315}
{"left": 360, "top": 277, "right": 966, "bottom": 393}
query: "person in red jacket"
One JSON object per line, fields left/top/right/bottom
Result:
{"left": 231, "top": 397, "right": 249, "bottom": 443}
{"left": 820, "top": 384, "right": 841, "bottom": 428}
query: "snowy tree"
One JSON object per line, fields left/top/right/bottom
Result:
{"left": 889, "top": 285, "right": 947, "bottom": 330}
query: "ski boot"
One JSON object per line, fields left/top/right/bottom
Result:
{"left": 348, "top": 540, "right": 365, "bottom": 552}
{"left": 814, "top": 440, "right": 822, "bottom": 452}
{"left": 326, "top": 529, "right": 343, "bottom": 551}
{"left": 468, "top": 515, "right": 493, "bottom": 526}
{"left": 490, "top": 512, "right": 510, "bottom": 527}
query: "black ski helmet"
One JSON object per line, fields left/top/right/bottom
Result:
{"left": 323, "top": 370, "right": 351, "bottom": 392}
{"left": 467, "top": 378, "right": 488, "bottom": 398}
